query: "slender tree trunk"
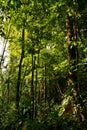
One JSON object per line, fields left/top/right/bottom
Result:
{"left": 31, "top": 44, "right": 35, "bottom": 120}
{"left": 16, "top": 28, "right": 25, "bottom": 114}
{"left": 7, "top": 78, "right": 10, "bottom": 103}
{"left": 35, "top": 56, "right": 37, "bottom": 118}
{"left": 44, "top": 64, "right": 47, "bottom": 103}
{"left": 48, "top": 73, "right": 51, "bottom": 112}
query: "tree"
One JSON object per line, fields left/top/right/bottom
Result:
{"left": 0, "top": 0, "right": 87, "bottom": 129}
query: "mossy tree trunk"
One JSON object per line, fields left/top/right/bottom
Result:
{"left": 66, "top": 13, "right": 86, "bottom": 121}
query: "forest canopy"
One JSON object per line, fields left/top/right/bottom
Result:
{"left": 0, "top": 0, "right": 87, "bottom": 129}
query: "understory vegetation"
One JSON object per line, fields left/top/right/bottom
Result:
{"left": 0, "top": 0, "right": 87, "bottom": 130}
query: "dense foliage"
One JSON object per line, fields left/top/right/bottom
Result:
{"left": 0, "top": 0, "right": 87, "bottom": 129}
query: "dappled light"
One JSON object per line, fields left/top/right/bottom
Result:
{"left": 0, "top": 0, "right": 87, "bottom": 130}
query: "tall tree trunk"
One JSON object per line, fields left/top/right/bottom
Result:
{"left": 35, "top": 56, "right": 37, "bottom": 118}
{"left": 7, "top": 78, "right": 10, "bottom": 103}
{"left": 35, "top": 48, "right": 40, "bottom": 118}
{"left": 66, "top": 14, "right": 86, "bottom": 121}
{"left": 31, "top": 44, "right": 35, "bottom": 120}
{"left": 16, "top": 28, "right": 25, "bottom": 114}
{"left": 66, "top": 14, "right": 78, "bottom": 94}
{"left": 44, "top": 64, "right": 47, "bottom": 103}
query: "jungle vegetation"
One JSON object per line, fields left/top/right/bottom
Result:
{"left": 0, "top": 0, "right": 87, "bottom": 129}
